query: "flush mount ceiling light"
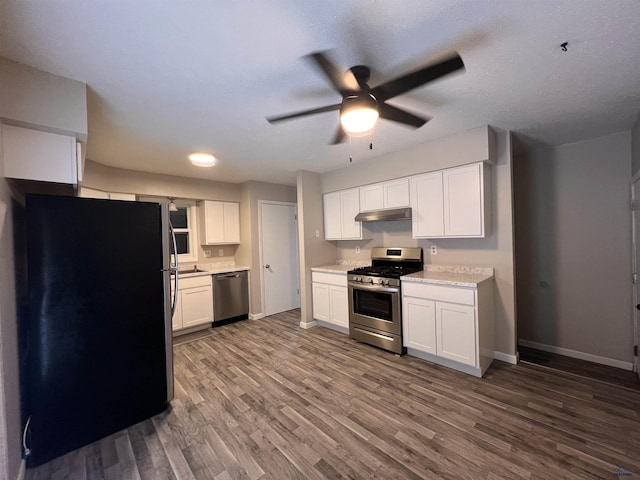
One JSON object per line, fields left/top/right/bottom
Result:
{"left": 189, "top": 152, "right": 216, "bottom": 167}
{"left": 339, "top": 94, "right": 379, "bottom": 136}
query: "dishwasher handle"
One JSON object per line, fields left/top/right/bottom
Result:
{"left": 216, "top": 272, "right": 246, "bottom": 280}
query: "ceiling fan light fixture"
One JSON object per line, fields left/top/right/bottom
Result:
{"left": 340, "top": 94, "right": 379, "bottom": 136}
{"left": 189, "top": 152, "right": 216, "bottom": 167}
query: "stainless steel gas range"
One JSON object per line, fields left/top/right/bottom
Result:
{"left": 348, "top": 247, "right": 423, "bottom": 354}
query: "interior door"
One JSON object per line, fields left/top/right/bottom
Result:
{"left": 261, "top": 202, "right": 300, "bottom": 316}
{"left": 632, "top": 179, "right": 640, "bottom": 380}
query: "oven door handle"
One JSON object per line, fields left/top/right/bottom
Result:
{"left": 348, "top": 283, "right": 399, "bottom": 294}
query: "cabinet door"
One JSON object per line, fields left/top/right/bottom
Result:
{"left": 410, "top": 172, "right": 444, "bottom": 238}
{"left": 436, "top": 303, "right": 477, "bottom": 366}
{"left": 203, "top": 201, "right": 225, "bottom": 244}
{"left": 109, "top": 192, "right": 136, "bottom": 201}
{"left": 312, "top": 282, "right": 330, "bottom": 322}
{"left": 443, "top": 163, "right": 483, "bottom": 237}
{"left": 359, "top": 184, "right": 384, "bottom": 212}
{"left": 402, "top": 296, "right": 436, "bottom": 354}
{"left": 2, "top": 125, "right": 78, "bottom": 184}
{"left": 79, "top": 187, "right": 110, "bottom": 199}
{"left": 340, "top": 188, "right": 362, "bottom": 239}
{"left": 181, "top": 286, "right": 214, "bottom": 328}
{"left": 329, "top": 285, "right": 349, "bottom": 328}
{"left": 223, "top": 202, "right": 240, "bottom": 243}
{"left": 383, "top": 178, "right": 410, "bottom": 208}
{"left": 323, "top": 192, "right": 342, "bottom": 240}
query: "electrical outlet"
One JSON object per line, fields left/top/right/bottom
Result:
{"left": 315, "top": 230, "right": 320, "bottom": 238}
{"left": 430, "top": 245, "right": 437, "bottom": 255}
{"left": 355, "top": 245, "right": 360, "bottom": 254}
{"left": 203, "top": 249, "right": 212, "bottom": 258}
{"left": 218, "top": 249, "right": 224, "bottom": 257}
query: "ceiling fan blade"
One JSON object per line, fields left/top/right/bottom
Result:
{"left": 266, "top": 103, "right": 341, "bottom": 123}
{"left": 330, "top": 125, "right": 346, "bottom": 144}
{"left": 372, "top": 53, "right": 465, "bottom": 101}
{"left": 306, "top": 51, "right": 359, "bottom": 95}
{"left": 378, "top": 103, "right": 429, "bottom": 128}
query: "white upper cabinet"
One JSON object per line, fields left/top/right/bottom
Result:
{"left": 2, "top": 124, "right": 82, "bottom": 185}
{"left": 411, "top": 162, "right": 490, "bottom": 238}
{"left": 383, "top": 178, "right": 410, "bottom": 208}
{"left": 410, "top": 171, "right": 444, "bottom": 237}
{"left": 79, "top": 187, "right": 136, "bottom": 201}
{"left": 199, "top": 200, "right": 240, "bottom": 245}
{"left": 359, "top": 178, "right": 410, "bottom": 212}
{"left": 359, "top": 184, "right": 384, "bottom": 212}
{"left": 443, "top": 164, "right": 484, "bottom": 237}
{"left": 323, "top": 188, "right": 366, "bottom": 240}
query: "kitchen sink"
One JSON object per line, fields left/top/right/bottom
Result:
{"left": 174, "top": 266, "right": 208, "bottom": 275}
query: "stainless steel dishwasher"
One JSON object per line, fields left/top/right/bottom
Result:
{"left": 212, "top": 270, "right": 249, "bottom": 324}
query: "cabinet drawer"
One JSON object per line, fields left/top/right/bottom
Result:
{"left": 312, "top": 272, "right": 347, "bottom": 287}
{"left": 402, "top": 282, "right": 475, "bottom": 306}
{"left": 177, "top": 275, "right": 212, "bottom": 290}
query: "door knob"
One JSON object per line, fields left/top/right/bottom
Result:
{"left": 265, "top": 264, "right": 270, "bottom": 269}
{"left": 636, "top": 304, "right": 640, "bottom": 310}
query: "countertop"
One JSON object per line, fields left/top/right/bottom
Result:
{"left": 311, "top": 265, "right": 353, "bottom": 274}
{"left": 175, "top": 264, "right": 250, "bottom": 278}
{"left": 401, "top": 265, "right": 494, "bottom": 287}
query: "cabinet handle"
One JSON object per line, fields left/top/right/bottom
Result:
{"left": 265, "top": 264, "right": 270, "bottom": 269}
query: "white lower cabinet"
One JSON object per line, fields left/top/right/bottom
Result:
{"left": 436, "top": 302, "right": 476, "bottom": 366}
{"left": 172, "top": 275, "right": 214, "bottom": 334}
{"left": 402, "top": 280, "right": 494, "bottom": 377}
{"left": 403, "top": 297, "right": 436, "bottom": 355}
{"left": 312, "top": 271, "right": 348, "bottom": 329}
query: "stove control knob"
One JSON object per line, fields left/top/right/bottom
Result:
{"left": 357, "top": 276, "right": 362, "bottom": 282}
{"left": 367, "top": 278, "right": 374, "bottom": 284}
{"left": 378, "top": 278, "right": 385, "bottom": 285}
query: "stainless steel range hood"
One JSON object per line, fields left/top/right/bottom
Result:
{"left": 355, "top": 207, "right": 412, "bottom": 222}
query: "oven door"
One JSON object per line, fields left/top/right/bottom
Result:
{"left": 348, "top": 282, "right": 400, "bottom": 335}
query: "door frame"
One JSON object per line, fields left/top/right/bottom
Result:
{"left": 631, "top": 175, "right": 640, "bottom": 379}
{"left": 258, "top": 200, "right": 300, "bottom": 316}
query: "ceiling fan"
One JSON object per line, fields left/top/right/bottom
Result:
{"left": 266, "top": 50, "right": 465, "bottom": 144}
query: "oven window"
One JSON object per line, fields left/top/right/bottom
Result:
{"left": 353, "top": 289, "right": 393, "bottom": 321}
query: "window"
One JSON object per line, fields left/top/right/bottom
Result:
{"left": 169, "top": 200, "right": 198, "bottom": 263}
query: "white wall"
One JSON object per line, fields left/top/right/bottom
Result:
{"left": 514, "top": 132, "right": 633, "bottom": 364}
{"left": 296, "top": 171, "right": 337, "bottom": 327}
{"left": 235, "top": 181, "right": 297, "bottom": 316}
{"left": 0, "top": 57, "right": 87, "bottom": 139}
{"left": 84, "top": 160, "right": 241, "bottom": 202}
{"left": 322, "top": 127, "right": 516, "bottom": 358}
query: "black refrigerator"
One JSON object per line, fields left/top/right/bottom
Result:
{"left": 20, "top": 194, "right": 174, "bottom": 467}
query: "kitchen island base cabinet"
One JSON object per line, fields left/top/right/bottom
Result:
{"left": 172, "top": 275, "right": 214, "bottom": 335}
{"left": 312, "top": 272, "right": 348, "bottom": 332}
{"left": 402, "top": 280, "right": 494, "bottom": 377}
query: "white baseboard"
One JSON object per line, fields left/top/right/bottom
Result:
{"left": 494, "top": 350, "right": 518, "bottom": 365}
{"left": 249, "top": 313, "right": 264, "bottom": 320}
{"left": 518, "top": 339, "right": 633, "bottom": 371}
{"left": 299, "top": 320, "right": 317, "bottom": 329}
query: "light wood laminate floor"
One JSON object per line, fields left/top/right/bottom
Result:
{"left": 26, "top": 310, "right": 640, "bottom": 479}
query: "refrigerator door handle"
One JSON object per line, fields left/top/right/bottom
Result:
{"left": 169, "top": 220, "right": 179, "bottom": 316}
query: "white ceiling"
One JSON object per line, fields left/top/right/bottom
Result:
{"left": 1, "top": 1, "right": 639, "bottom": 185}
